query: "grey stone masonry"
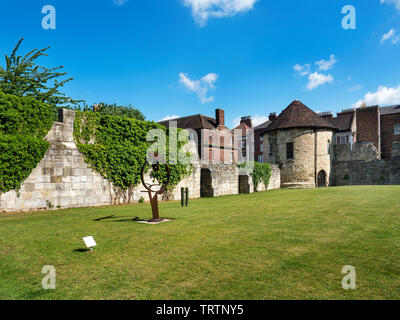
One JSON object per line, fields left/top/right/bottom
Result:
{"left": 333, "top": 142, "right": 400, "bottom": 186}
{"left": 0, "top": 109, "right": 201, "bottom": 212}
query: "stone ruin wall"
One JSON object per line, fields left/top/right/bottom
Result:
{"left": 0, "top": 109, "right": 281, "bottom": 212}
{"left": 333, "top": 142, "right": 400, "bottom": 186}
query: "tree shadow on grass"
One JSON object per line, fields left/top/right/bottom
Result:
{"left": 72, "top": 248, "right": 91, "bottom": 253}
{"left": 93, "top": 215, "right": 175, "bottom": 223}
{"left": 93, "top": 215, "right": 144, "bottom": 223}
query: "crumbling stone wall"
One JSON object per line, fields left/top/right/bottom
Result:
{"left": 333, "top": 142, "right": 400, "bottom": 186}
{"left": 0, "top": 109, "right": 280, "bottom": 212}
{"left": 0, "top": 110, "right": 201, "bottom": 212}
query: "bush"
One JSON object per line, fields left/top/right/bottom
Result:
{"left": 0, "top": 135, "right": 50, "bottom": 192}
{"left": 0, "top": 91, "right": 54, "bottom": 193}
{"left": 238, "top": 161, "right": 272, "bottom": 192}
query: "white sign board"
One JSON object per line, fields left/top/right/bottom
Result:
{"left": 83, "top": 236, "right": 97, "bottom": 248}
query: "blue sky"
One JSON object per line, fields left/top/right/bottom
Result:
{"left": 1, "top": 0, "right": 400, "bottom": 127}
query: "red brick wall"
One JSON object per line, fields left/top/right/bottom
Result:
{"left": 254, "top": 130, "right": 264, "bottom": 162}
{"left": 356, "top": 106, "right": 380, "bottom": 153}
{"left": 381, "top": 113, "right": 400, "bottom": 159}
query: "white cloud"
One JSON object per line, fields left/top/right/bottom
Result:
{"left": 252, "top": 115, "right": 269, "bottom": 126}
{"left": 348, "top": 84, "right": 363, "bottom": 92}
{"left": 183, "top": 0, "right": 258, "bottom": 26}
{"left": 315, "top": 54, "right": 337, "bottom": 71}
{"left": 113, "top": 0, "right": 128, "bottom": 5}
{"left": 294, "top": 55, "right": 336, "bottom": 90}
{"left": 380, "top": 0, "right": 400, "bottom": 11}
{"left": 306, "top": 72, "right": 333, "bottom": 90}
{"left": 179, "top": 72, "right": 219, "bottom": 103}
{"left": 353, "top": 85, "right": 400, "bottom": 107}
{"left": 294, "top": 63, "right": 310, "bottom": 76}
{"left": 159, "top": 115, "right": 180, "bottom": 122}
{"left": 381, "top": 28, "right": 400, "bottom": 44}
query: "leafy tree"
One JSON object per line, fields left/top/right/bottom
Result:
{"left": 84, "top": 103, "right": 145, "bottom": 121}
{"left": 0, "top": 38, "right": 80, "bottom": 107}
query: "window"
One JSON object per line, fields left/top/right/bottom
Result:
{"left": 230, "top": 152, "right": 234, "bottom": 162}
{"left": 327, "top": 140, "right": 331, "bottom": 155}
{"left": 337, "top": 136, "right": 340, "bottom": 144}
{"left": 242, "top": 140, "right": 246, "bottom": 148}
{"left": 260, "top": 135, "right": 263, "bottom": 142}
{"left": 260, "top": 144, "right": 264, "bottom": 152}
{"left": 394, "top": 123, "right": 400, "bottom": 135}
{"left": 340, "top": 136, "right": 346, "bottom": 144}
{"left": 286, "top": 142, "right": 294, "bottom": 160}
{"left": 258, "top": 155, "right": 263, "bottom": 163}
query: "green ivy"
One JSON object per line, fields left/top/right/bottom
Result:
{"left": 74, "top": 111, "right": 192, "bottom": 192}
{"left": 238, "top": 161, "right": 272, "bottom": 192}
{"left": 0, "top": 90, "right": 54, "bottom": 193}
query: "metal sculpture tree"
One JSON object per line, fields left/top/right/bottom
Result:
{"left": 140, "top": 161, "right": 170, "bottom": 222}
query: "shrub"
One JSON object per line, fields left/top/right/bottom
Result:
{"left": 238, "top": 161, "right": 272, "bottom": 192}
{"left": 0, "top": 91, "right": 54, "bottom": 193}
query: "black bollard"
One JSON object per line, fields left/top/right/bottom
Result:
{"left": 185, "top": 188, "right": 189, "bottom": 206}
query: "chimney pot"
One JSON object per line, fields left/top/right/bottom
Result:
{"left": 269, "top": 112, "right": 277, "bottom": 121}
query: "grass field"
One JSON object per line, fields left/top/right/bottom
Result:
{"left": 0, "top": 186, "right": 399, "bottom": 300}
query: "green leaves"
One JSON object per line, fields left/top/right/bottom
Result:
{"left": 0, "top": 38, "right": 81, "bottom": 107}
{"left": 74, "top": 111, "right": 192, "bottom": 192}
{"left": 0, "top": 91, "right": 54, "bottom": 193}
{"left": 238, "top": 161, "right": 272, "bottom": 192}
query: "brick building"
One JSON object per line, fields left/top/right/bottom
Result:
{"left": 254, "top": 115, "right": 274, "bottom": 163}
{"left": 159, "top": 108, "right": 239, "bottom": 163}
{"left": 233, "top": 116, "right": 253, "bottom": 161}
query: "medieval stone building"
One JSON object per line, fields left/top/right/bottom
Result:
{"left": 262, "top": 100, "right": 337, "bottom": 188}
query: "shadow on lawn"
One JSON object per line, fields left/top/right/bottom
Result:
{"left": 93, "top": 215, "right": 175, "bottom": 223}
{"left": 93, "top": 215, "right": 142, "bottom": 222}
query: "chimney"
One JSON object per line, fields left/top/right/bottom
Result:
{"left": 240, "top": 116, "right": 253, "bottom": 128}
{"left": 216, "top": 108, "right": 225, "bottom": 128}
{"left": 269, "top": 112, "right": 277, "bottom": 122}
{"left": 318, "top": 111, "right": 333, "bottom": 120}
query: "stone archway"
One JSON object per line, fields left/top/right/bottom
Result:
{"left": 317, "top": 170, "right": 327, "bottom": 188}
{"left": 200, "top": 168, "right": 214, "bottom": 197}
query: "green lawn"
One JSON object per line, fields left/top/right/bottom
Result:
{"left": 0, "top": 186, "right": 399, "bottom": 300}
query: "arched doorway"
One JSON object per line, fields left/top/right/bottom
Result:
{"left": 200, "top": 168, "right": 214, "bottom": 197}
{"left": 317, "top": 170, "right": 327, "bottom": 188}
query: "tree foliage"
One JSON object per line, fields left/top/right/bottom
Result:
{"left": 84, "top": 103, "right": 145, "bottom": 121}
{"left": 74, "top": 111, "right": 192, "bottom": 193}
{"left": 0, "top": 38, "right": 80, "bottom": 107}
{"left": 0, "top": 91, "right": 54, "bottom": 193}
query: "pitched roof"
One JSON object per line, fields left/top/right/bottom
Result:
{"left": 328, "top": 113, "right": 354, "bottom": 132}
{"left": 266, "top": 100, "right": 337, "bottom": 132}
{"left": 380, "top": 105, "right": 400, "bottom": 115}
{"left": 254, "top": 120, "right": 271, "bottom": 130}
{"left": 159, "top": 114, "right": 217, "bottom": 130}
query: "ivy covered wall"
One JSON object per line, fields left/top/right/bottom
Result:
{"left": 0, "top": 91, "right": 54, "bottom": 193}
